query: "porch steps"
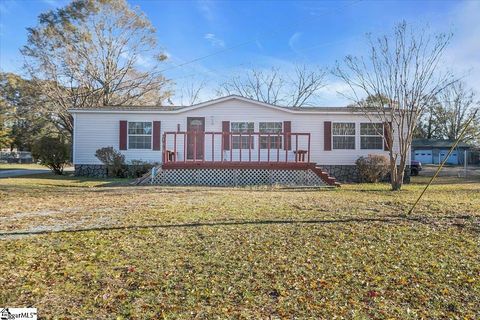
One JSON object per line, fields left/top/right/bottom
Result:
{"left": 131, "top": 166, "right": 160, "bottom": 185}
{"left": 312, "top": 166, "right": 341, "bottom": 187}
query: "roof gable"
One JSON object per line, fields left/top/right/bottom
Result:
{"left": 181, "top": 95, "right": 295, "bottom": 114}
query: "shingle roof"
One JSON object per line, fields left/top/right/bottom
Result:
{"left": 72, "top": 105, "right": 185, "bottom": 111}
{"left": 412, "top": 139, "right": 471, "bottom": 149}
{"left": 72, "top": 105, "right": 357, "bottom": 112}
{"left": 69, "top": 95, "right": 361, "bottom": 113}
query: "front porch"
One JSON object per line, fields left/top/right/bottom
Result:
{"left": 151, "top": 131, "right": 339, "bottom": 187}
{"left": 162, "top": 131, "right": 312, "bottom": 169}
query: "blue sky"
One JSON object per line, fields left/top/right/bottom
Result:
{"left": 0, "top": 0, "right": 479, "bottom": 105}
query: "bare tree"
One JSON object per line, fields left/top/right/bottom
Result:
{"left": 414, "top": 96, "right": 443, "bottom": 139}
{"left": 218, "top": 67, "right": 285, "bottom": 105}
{"left": 218, "top": 64, "right": 327, "bottom": 107}
{"left": 175, "top": 79, "right": 207, "bottom": 106}
{"left": 21, "top": 0, "right": 171, "bottom": 139}
{"left": 436, "top": 82, "right": 479, "bottom": 143}
{"left": 289, "top": 64, "right": 327, "bottom": 107}
{"left": 334, "top": 22, "right": 456, "bottom": 190}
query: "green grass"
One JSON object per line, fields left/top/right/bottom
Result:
{"left": 0, "top": 174, "right": 479, "bottom": 319}
{"left": 0, "top": 163, "right": 47, "bottom": 171}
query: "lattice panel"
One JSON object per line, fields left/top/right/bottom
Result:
{"left": 162, "top": 169, "right": 195, "bottom": 185}
{"left": 237, "top": 169, "right": 270, "bottom": 185}
{"left": 148, "top": 168, "right": 326, "bottom": 186}
{"left": 271, "top": 170, "right": 303, "bottom": 185}
{"left": 196, "top": 169, "right": 235, "bottom": 186}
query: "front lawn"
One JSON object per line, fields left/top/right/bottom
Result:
{"left": 0, "top": 163, "right": 47, "bottom": 171}
{"left": 0, "top": 174, "right": 478, "bottom": 318}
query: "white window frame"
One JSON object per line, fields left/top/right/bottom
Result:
{"left": 332, "top": 122, "right": 356, "bottom": 150}
{"left": 360, "top": 123, "right": 384, "bottom": 150}
{"left": 259, "top": 122, "right": 283, "bottom": 149}
{"left": 127, "top": 121, "right": 153, "bottom": 150}
{"left": 230, "top": 122, "right": 255, "bottom": 150}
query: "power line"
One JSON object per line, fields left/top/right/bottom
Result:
{"left": 159, "top": 0, "right": 363, "bottom": 75}
{"left": 121, "top": 0, "right": 364, "bottom": 92}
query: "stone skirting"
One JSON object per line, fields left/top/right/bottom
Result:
{"left": 149, "top": 168, "right": 326, "bottom": 187}
{"left": 318, "top": 165, "right": 410, "bottom": 183}
{"left": 74, "top": 164, "right": 107, "bottom": 178}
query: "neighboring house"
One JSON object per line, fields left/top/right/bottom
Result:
{"left": 70, "top": 95, "right": 408, "bottom": 185}
{"left": 0, "top": 150, "right": 33, "bottom": 164}
{"left": 412, "top": 139, "right": 471, "bottom": 165}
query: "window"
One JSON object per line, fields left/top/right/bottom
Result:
{"left": 259, "top": 122, "right": 282, "bottom": 149}
{"left": 332, "top": 123, "right": 355, "bottom": 149}
{"left": 360, "top": 123, "right": 383, "bottom": 149}
{"left": 128, "top": 122, "right": 152, "bottom": 149}
{"left": 231, "top": 122, "right": 254, "bottom": 149}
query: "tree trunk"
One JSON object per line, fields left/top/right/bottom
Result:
{"left": 391, "top": 170, "right": 404, "bottom": 191}
{"left": 391, "top": 157, "right": 407, "bottom": 191}
{"left": 389, "top": 158, "right": 398, "bottom": 191}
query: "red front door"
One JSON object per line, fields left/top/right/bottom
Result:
{"left": 187, "top": 117, "right": 205, "bottom": 160}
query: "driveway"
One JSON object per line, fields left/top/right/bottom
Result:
{"left": 421, "top": 165, "right": 480, "bottom": 178}
{"left": 0, "top": 168, "right": 50, "bottom": 178}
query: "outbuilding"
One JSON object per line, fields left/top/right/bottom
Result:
{"left": 412, "top": 139, "right": 471, "bottom": 165}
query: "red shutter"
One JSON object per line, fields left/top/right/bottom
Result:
{"left": 283, "top": 121, "right": 291, "bottom": 150}
{"left": 384, "top": 122, "right": 392, "bottom": 151}
{"left": 324, "top": 121, "right": 332, "bottom": 151}
{"left": 153, "top": 121, "right": 161, "bottom": 150}
{"left": 119, "top": 120, "right": 127, "bottom": 150}
{"left": 222, "top": 121, "right": 230, "bottom": 150}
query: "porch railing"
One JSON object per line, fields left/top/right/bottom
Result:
{"left": 162, "top": 131, "right": 311, "bottom": 164}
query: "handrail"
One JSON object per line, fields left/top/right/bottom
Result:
{"left": 163, "top": 131, "right": 311, "bottom": 135}
{"left": 162, "top": 131, "right": 311, "bottom": 164}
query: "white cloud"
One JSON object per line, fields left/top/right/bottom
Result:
{"left": 443, "top": 1, "right": 480, "bottom": 93}
{"left": 162, "top": 50, "right": 172, "bottom": 60}
{"left": 255, "top": 39, "right": 264, "bottom": 51}
{"left": 136, "top": 55, "right": 154, "bottom": 68}
{"left": 204, "top": 33, "right": 225, "bottom": 48}
{"left": 0, "top": 1, "right": 16, "bottom": 14}
{"left": 120, "top": 51, "right": 154, "bottom": 69}
{"left": 197, "top": 0, "right": 215, "bottom": 22}
{"left": 41, "top": 0, "right": 62, "bottom": 7}
{"left": 317, "top": 81, "right": 352, "bottom": 106}
{"left": 288, "top": 32, "right": 302, "bottom": 52}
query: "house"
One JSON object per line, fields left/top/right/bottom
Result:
{"left": 412, "top": 139, "right": 471, "bottom": 165}
{"left": 70, "top": 95, "right": 408, "bottom": 186}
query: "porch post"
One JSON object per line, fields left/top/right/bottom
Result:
{"left": 307, "top": 133, "right": 311, "bottom": 163}
{"left": 162, "top": 132, "right": 166, "bottom": 163}
{"left": 183, "top": 133, "right": 186, "bottom": 162}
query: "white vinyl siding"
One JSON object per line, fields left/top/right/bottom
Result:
{"left": 332, "top": 123, "right": 355, "bottom": 149}
{"left": 360, "top": 123, "right": 383, "bottom": 150}
{"left": 72, "top": 97, "right": 408, "bottom": 166}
